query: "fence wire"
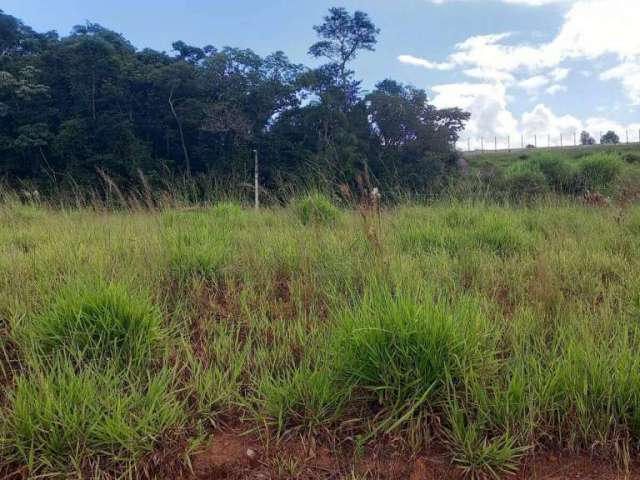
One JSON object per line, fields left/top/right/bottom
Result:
{"left": 456, "top": 129, "right": 640, "bottom": 153}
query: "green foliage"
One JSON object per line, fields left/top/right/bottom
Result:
{"left": 579, "top": 153, "right": 623, "bottom": 192}
{"left": 580, "top": 130, "right": 595, "bottom": 146}
{"left": 600, "top": 130, "right": 620, "bottom": 145}
{"left": 467, "top": 148, "right": 640, "bottom": 200}
{"left": 210, "top": 201, "right": 245, "bottom": 219}
{"left": 0, "top": 8, "right": 469, "bottom": 199}
{"left": 504, "top": 163, "right": 548, "bottom": 198}
{"left": 535, "top": 155, "right": 577, "bottom": 193}
{"left": 623, "top": 152, "right": 640, "bottom": 164}
{"left": 294, "top": 193, "right": 340, "bottom": 226}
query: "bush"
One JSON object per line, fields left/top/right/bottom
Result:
{"left": 2, "top": 364, "right": 183, "bottom": 476}
{"left": 535, "top": 156, "right": 578, "bottom": 193}
{"left": 579, "top": 154, "right": 622, "bottom": 192}
{"left": 25, "top": 282, "right": 163, "bottom": 368}
{"left": 505, "top": 164, "right": 548, "bottom": 198}
{"left": 623, "top": 152, "right": 640, "bottom": 164}
{"left": 294, "top": 193, "right": 340, "bottom": 226}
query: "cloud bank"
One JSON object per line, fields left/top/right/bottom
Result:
{"left": 401, "top": 0, "right": 640, "bottom": 141}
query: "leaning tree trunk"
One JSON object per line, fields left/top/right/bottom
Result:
{"left": 168, "top": 87, "right": 191, "bottom": 177}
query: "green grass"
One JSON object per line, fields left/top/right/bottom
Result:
{"left": 464, "top": 146, "right": 640, "bottom": 201}
{"left": 293, "top": 192, "right": 341, "bottom": 226}
{"left": 22, "top": 281, "right": 164, "bottom": 369}
{"left": 1, "top": 195, "right": 640, "bottom": 478}
{"left": 3, "top": 363, "right": 183, "bottom": 476}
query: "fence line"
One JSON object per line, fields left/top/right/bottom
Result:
{"left": 456, "top": 129, "right": 640, "bottom": 154}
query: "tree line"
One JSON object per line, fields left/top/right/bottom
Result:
{"left": 0, "top": 8, "right": 470, "bottom": 198}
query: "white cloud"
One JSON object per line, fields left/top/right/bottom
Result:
{"left": 397, "top": 54, "right": 453, "bottom": 70}
{"left": 546, "top": 84, "right": 568, "bottom": 95}
{"left": 414, "top": 0, "right": 640, "bottom": 144}
{"left": 519, "top": 75, "right": 550, "bottom": 92}
{"left": 432, "top": 80, "right": 639, "bottom": 147}
{"left": 463, "top": 67, "right": 515, "bottom": 83}
{"left": 520, "top": 104, "right": 582, "bottom": 137}
{"left": 550, "top": 67, "right": 570, "bottom": 82}
{"left": 431, "top": 82, "right": 519, "bottom": 139}
{"left": 405, "top": 0, "right": 640, "bottom": 104}
{"left": 600, "top": 62, "right": 640, "bottom": 105}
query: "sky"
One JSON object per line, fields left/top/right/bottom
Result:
{"left": 3, "top": 0, "right": 640, "bottom": 148}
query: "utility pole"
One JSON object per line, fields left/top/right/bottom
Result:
{"left": 253, "top": 149, "right": 259, "bottom": 210}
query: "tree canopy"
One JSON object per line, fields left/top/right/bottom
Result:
{"left": 600, "top": 130, "right": 620, "bottom": 145}
{"left": 0, "top": 8, "right": 470, "bottom": 198}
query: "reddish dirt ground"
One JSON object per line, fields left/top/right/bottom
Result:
{"left": 186, "top": 430, "right": 640, "bottom": 480}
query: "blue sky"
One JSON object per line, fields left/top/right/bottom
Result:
{"left": 4, "top": 0, "right": 640, "bottom": 147}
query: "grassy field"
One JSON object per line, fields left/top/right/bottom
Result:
{"left": 1, "top": 193, "right": 640, "bottom": 479}
{"left": 457, "top": 146, "right": 640, "bottom": 202}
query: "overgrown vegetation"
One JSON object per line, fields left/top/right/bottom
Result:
{"left": 1, "top": 192, "right": 639, "bottom": 478}
{"left": 459, "top": 147, "right": 640, "bottom": 203}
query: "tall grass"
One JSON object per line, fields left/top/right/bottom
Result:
{"left": 1, "top": 193, "right": 639, "bottom": 478}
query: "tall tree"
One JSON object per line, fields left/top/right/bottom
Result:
{"left": 309, "top": 7, "right": 379, "bottom": 89}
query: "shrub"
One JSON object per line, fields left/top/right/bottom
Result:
{"left": 2, "top": 364, "right": 183, "bottom": 476}
{"left": 535, "top": 156, "right": 578, "bottom": 193}
{"left": 25, "top": 282, "right": 163, "bottom": 368}
{"left": 579, "top": 154, "right": 622, "bottom": 192}
{"left": 623, "top": 152, "right": 640, "bottom": 164}
{"left": 293, "top": 193, "right": 340, "bottom": 226}
{"left": 504, "top": 164, "right": 548, "bottom": 198}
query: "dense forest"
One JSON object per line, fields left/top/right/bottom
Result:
{"left": 0, "top": 8, "right": 470, "bottom": 198}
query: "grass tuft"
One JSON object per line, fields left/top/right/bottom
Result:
{"left": 23, "top": 281, "right": 163, "bottom": 368}
{"left": 293, "top": 193, "right": 340, "bottom": 226}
